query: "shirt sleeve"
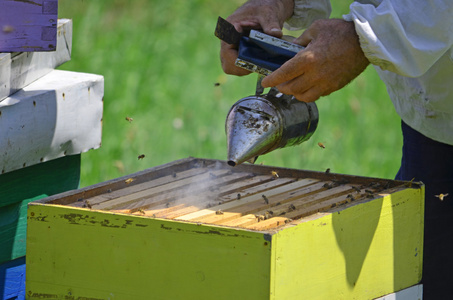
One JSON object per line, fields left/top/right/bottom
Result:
{"left": 284, "top": 0, "right": 332, "bottom": 31}
{"left": 344, "top": 0, "right": 453, "bottom": 77}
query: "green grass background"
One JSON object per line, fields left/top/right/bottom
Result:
{"left": 58, "top": 0, "right": 402, "bottom": 188}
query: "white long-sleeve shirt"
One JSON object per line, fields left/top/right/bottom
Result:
{"left": 286, "top": 0, "right": 453, "bottom": 145}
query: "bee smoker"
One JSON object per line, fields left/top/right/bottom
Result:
{"left": 215, "top": 17, "right": 319, "bottom": 166}
{"left": 226, "top": 77, "right": 318, "bottom": 166}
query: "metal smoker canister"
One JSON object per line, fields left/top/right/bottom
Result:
{"left": 226, "top": 89, "right": 319, "bottom": 166}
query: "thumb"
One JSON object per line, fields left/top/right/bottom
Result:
{"left": 261, "top": 20, "right": 283, "bottom": 38}
{"left": 293, "top": 29, "right": 314, "bottom": 47}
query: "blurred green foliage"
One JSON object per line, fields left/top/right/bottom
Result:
{"left": 58, "top": 0, "right": 402, "bottom": 187}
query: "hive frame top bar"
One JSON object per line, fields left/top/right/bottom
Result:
{"left": 30, "top": 157, "right": 421, "bottom": 232}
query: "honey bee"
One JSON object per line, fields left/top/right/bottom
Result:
{"left": 137, "top": 209, "right": 145, "bottom": 214}
{"left": 255, "top": 215, "right": 265, "bottom": 222}
{"left": 138, "top": 154, "right": 145, "bottom": 160}
{"left": 125, "top": 116, "right": 133, "bottom": 123}
{"left": 265, "top": 210, "right": 274, "bottom": 219}
{"left": 325, "top": 168, "right": 331, "bottom": 174}
{"left": 2, "top": 25, "right": 14, "bottom": 33}
{"left": 318, "top": 142, "right": 326, "bottom": 149}
{"left": 271, "top": 171, "right": 279, "bottom": 178}
{"left": 346, "top": 194, "right": 358, "bottom": 202}
{"left": 435, "top": 193, "right": 449, "bottom": 201}
{"left": 262, "top": 194, "right": 269, "bottom": 204}
{"left": 83, "top": 200, "right": 92, "bottom": 209}
{"left": 406, "top": 177, "right": 415, "bottom": 188}
{"left": 323, "top": 182, "right": 333, "bottom": 189}
{"left": 216, "top": 210, "right": 224, "bottom": 215}
{"left": 352, "top": 186, "right": 361, "bottom": 193}
{"left": 214, "top": 82, "right": 220, "bottom": 86}
{"left": 125, "top": 178, "right": 135, "bottom": 184}
{"left": 237, "top": 193, "right": 241, "bottom": 200}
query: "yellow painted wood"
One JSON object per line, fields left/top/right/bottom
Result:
{"left": 26, "top": 204, "right": 272, "bottom": 300}
{"left": 26, "top": 184, "right": 423, "bottom": 300}
{"left": 270, "top": 187, "right": 424, "bottom": 300}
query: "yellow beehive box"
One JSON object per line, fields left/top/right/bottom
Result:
{"left": 26, "top": 158, "right": 424, "bottom": 300}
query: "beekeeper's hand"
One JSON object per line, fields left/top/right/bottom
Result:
{"left": 262, "top": 19, "right": 370, "bottom": 102}
{"left": 220, "top": 0, "right": 294, "bottom": 76}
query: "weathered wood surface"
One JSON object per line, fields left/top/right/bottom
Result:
{"left": 0, "top": 154, "right": 81, "bottom": 264}
{"left": 38, "top": 157, "right": 412, "bottom": 231}
{"left": 0, "top": 0, "right": 58, "bottom": 52}
{"left": 26, "top": 160, "right": 424, "bottom": 299}
{"left": 0, "top": 19, "right": 72, "bottom": 101}
{"left": 0, "top": 70, "right": 104, "bottom": 174}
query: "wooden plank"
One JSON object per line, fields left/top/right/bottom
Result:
{"left": 175, "top": 179, "right": 318, "bottom": 221}
{"left": 0, "top": 257, "right": 26, "bottom": 300}
{"left": 218, "top": 176, "right": 296, "bottom": 202}
{"left": 26, "top": 204, "right": 273, "bottom": 300}
{"left": 182, "top": 182, "right": 354, "bottom": 229}
{"left": 0, "top": 70, "right": 103, "bottom": 174}
{"left": 218, "top": 214, "right": 257, "bottom": 227}
{"left": 244, "top": 217, "right": 289, "bottom": 230}
{"left": 0, "top": 0, "right": 58, "bottom": 52}
{"left": 157, "top": 205, "right": 201, "bottom": 219}
{"left": 193, "top": 211, "right": 243, "bottom": 224}
{"left": 0, "top": 154, "right": 80, "bottom": 264}
{"left": 251, "top": 184, "right": 354, "bottom": 220}
{"left": 93, "top": 169, "right": 244, "bottom": 210}
{"left": 132, "top": 204, "right": 186, "bottom": 217}
{"left": 0, "top": 19, "right": 72, "bottom": 101}
{"left": 189, "top": 181, "right": 327, "bottom": 224}
{"left": 74, "top": 166, "right": 216, "bottom": 207}
{"left": 270, "top": 188, "right": 424, "bottom": 299}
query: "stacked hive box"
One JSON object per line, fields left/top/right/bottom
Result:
{"left": 27, "top": 158, "right": 423, "bottom": 300}
{"left": 0, "top": 2, "right": 104, "bottom": 299}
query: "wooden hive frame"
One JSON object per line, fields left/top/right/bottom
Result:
{"left": 38, "top": 157, "right": 411, "bottom": 231}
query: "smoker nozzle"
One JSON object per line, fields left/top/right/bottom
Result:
{"left": 226, "top": 91, "right": 318, "bottom": 166}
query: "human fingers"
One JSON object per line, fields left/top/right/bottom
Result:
{"left": 220, "top": 41, "right": 251, "bottom": 76}
{"left": 291, "top": 86, "right": 323, "bottom": 103}
{"left": 261, "top": 54, "right": 306, "bottom": 88}
{"left": 276, "top": 77, "right": 323, "bottom": 103}
{"left": 257, "top": 15, "right": 283, "bottom": 38}
{"left": 293, "top": 27, "right": 315, "bottom": 47}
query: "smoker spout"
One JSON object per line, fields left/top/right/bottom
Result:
{"left": 226, "top": 93, "right": 318, "bottom": 167}
{"left": 226, "top": 97, "right": 282, "bottom": 166}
